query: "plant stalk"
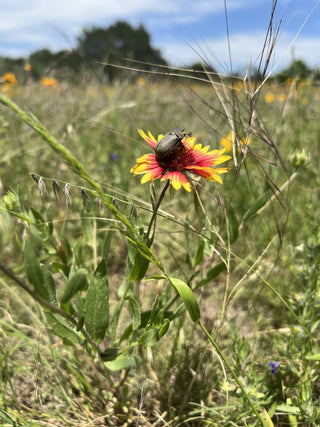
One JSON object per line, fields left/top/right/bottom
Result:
{"left": 198, "top": 320, "right": 265, "bottom": 426}
{"left": 146, "top": 180, "right": 170, "bottom": 244}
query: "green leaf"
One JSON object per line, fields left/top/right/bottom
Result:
{"left": 29, "top": 224, "right": 44, "bottom": 247}
{"left": 139, "top": 328, "right": 160, "bottom": 346}
{"left": 109, "top": 299, "right": 123, "bottom": 341}
{"left": 305, "top": 353, "right": 320, "bottom": 361}
{"left": 227, "top": 204, "right": 239, "bottom": 243}
{"left": 0, "top": 409, "right": 16, "bottom": 425}
{"left": 45, "top": 312, "right": 82, "bottom": 345}
{"left": 30, "top": 207, "right": 45, "bottom": 225}
{"left": 41, "top": 265, "right": 57, "bottom": 305}
{"left": 310, "top": 318, "right": 320, "bottom": 333}
{"left": 126, "top": 296, "right": 141, "bottom": 331}
{"left": 194, "top": 239, "right": 205, "bottom": 268}
{"left": 196, "top": 262, "right": 226, "bottom": 289}
{"left": 84, "top": 259, "right": 109, "bottom": 342}
{"left": 5, "top": 209, "right": 33, "bottom": 224}
{"left": 153, "top": 308, "right": 165, "bottom": 326}
{"left": 104, "top": 353, "right": 137, "bottom": 371}
{"left": 24, "top": 238, "right": 45, "bottom": 297}
{"left": 169, "top": 277, "right": 200, "bottom": 322}
{"left": 268, "top": 401, "right": 278, "bottom": 419}
{"left": 129, "top": 251, "right": 150, "bottom": 281}
{"left": 60, "top": 269, "right": 88, "bottom": 304}
{"left": 146, "top": 275, "right": 166, "bottom": 281}
{"left": 159, "top": 318, "right": 170, "bottom": 338}
{"left": 59, "top": 221, "right": 72, "bottom": 262}
{"left": 241, "top": 189, "right": 273, "bottom": 224}
{"left": 102, "top": 231, "right": 113, "bottom": 264}
{"left": 275, "top": 404, "right": 300, "bottom": 415}
{"left": 76, "top": 293, "right": 85, "bottom": 331}
{"left": 169, "top": 303, "right": 187, "bottom": 320}
{"left": 99, "top": 347, "right": 120, "bottom": 361}
{"left": 119, "top": 307, "right": 174, "bottom": 343}
{"left": 51, "top": 261, "right": 70, "bottom": 277}
{"left": 148, "top": 295, "right": 161, "bottom": 325}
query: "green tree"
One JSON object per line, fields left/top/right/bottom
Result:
{"left": 276, "top": 59, "right": 311, "bottom": 82}
{"left": 77, "top": 20, "right": 167, "bottom": 81}
{"left": 29, "top": 48, "right": 82, "bottom": 79}
{"left": 29, "top": 49, "right": 55, "bottom": 78}
{"left": 0, "top": 56, "right": 24, "bottom": 78}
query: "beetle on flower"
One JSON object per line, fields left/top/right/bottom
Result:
{"left": 130, "top": 129, "right": 231, "bottom": 192}
{"left": 154, "top": 129, "right": 191, "bottom": 162}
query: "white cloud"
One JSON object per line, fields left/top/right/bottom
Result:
{"left": 0, "top": 0, "right": 319, "bottom": 71}
{"left": 0, "top": 0, "right": 222, "bottom": 27}
{"left": 160, "top": 31, "right": 320, "bottom": 71}
{"left": 0, "top": 0, "right": 235, "bottom": 57}
{"left": 0, "top": 0, "right": 262, "bottom": 41}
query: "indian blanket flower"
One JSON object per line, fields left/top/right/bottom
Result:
{"left": 130, "top": 129, "right": 231, "bottom": 192}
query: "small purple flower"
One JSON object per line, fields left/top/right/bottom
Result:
{"left": 110, "top": 152, "right": 120, "bottom": 161}
{"left": 268, "top": 361, "right": 280, "bottom": 375}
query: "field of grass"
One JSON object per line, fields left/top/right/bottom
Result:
{"left": 0, "top": 66, "right": 320, "bottom": 427}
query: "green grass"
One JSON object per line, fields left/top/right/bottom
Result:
{"left": 0, "top": 72, "right": 320, "bottom": 426}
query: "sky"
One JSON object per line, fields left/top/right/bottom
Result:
{"left": 0, "top": 0, "right": 319, "bottom": 73}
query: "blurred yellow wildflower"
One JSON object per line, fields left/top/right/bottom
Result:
{"left": 286, "top": 77, "right": 293, "bottom": 86}
{"left": 264, "top": 92, "right": 275, "bottom": 103}
{"left": 277, "top": 93, "right": 287, "bottom": 103}
{"left": 220, "top": 131, "right": 249, "bottom": 153}
{"left": 0, "top": 84, "right": 13, "bottom": 95}
{"left": 233, "top": 80, "right": 244, "bottom": 92}
{"left": 24, "top": 63, "right": 32, "bottom": 71}
{"left": 41, "top": 77, "right": 59, "bottom": 87}
{"left": 2, "top": 72, "right": 18, "bottom": 85}
{"left": 220, "top": 132, "right": 233, "bottom": 152}
{"left": 137, "top": 76, "right": 146, "bottom": 86}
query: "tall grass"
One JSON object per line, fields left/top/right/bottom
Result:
{"left": 1, "top": 3, "right": 320, "bottom": 426}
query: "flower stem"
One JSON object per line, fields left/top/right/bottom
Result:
{"left": 146, "top": 180, "right": 170, "bottom": 244}
{"left": 198, "top": 321, "right": 265, "bottom": 425}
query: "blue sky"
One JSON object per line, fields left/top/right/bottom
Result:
{"left": 0, "top": 0, "right": 319, "bottom": 73}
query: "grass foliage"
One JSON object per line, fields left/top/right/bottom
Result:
{"left": 1, "top": 12, "right": 320, "bottom": 427}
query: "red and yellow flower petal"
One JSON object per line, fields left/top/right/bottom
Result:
{"left": 130, "top": 153, "right": 164, "bottom": 183}
{"left": 140, "top": 170, "right": 161, "bottom": 183}
{"left": 185, "top": 166, "right": 229, "bottom": 183}
{"left": 147, "top": 130, "right": 156, "bottom": 140}
{"left": 161, "top": 171, "right": 191, "bottom": 192}
{"left": 138, "top": 129, "right": 157, "bottom": 149}
{"left": 190, "top": 149, "right": 231, "bottom": 167}
{"left": 206, "top": 148, "right": 231, "bottom": 164}
{"left": 130, "top": 154, "right": 155, "bottom": 172}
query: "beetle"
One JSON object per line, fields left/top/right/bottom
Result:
{"left": 155, "top": 129, "right": 192, "bottom": 161}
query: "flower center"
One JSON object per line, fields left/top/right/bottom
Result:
{"left": 158, "top": 145, "right": 193, "bottom": 171}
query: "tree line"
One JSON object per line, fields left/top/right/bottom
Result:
{"left": 0, "top": 20, "right": 318, "bottom": 83}
{"left": 0, "top": 21, "right": 167, "bottom": 82}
